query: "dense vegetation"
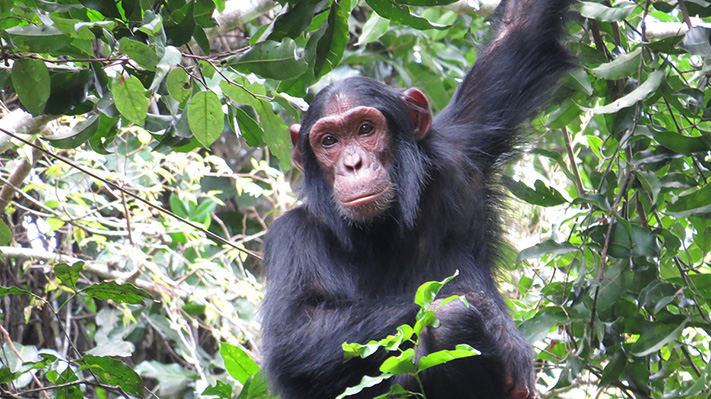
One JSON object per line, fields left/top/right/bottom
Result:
{"left": 0, "top": 0, "right": 709, "bottom": 398}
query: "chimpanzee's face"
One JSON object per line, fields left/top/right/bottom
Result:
{"left": 308, "top": 96, "right": 395, "bottom": 222}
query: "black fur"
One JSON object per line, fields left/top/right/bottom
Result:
{"left": 262, "top": 0, "right": 573, "bottom": 398}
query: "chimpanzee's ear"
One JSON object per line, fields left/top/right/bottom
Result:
{"left": 289, "top": 124, "right": 304, "bottom": 171}
{"left": 402, "top": 88, "right": 432, "bottom": 141}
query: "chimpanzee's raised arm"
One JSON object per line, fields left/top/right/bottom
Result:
{"left": 434, "top": 0, "right": 573, "bottom": 169}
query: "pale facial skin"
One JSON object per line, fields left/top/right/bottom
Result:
{"left": 289, "top": 88, "right": 431, "bottom": 222}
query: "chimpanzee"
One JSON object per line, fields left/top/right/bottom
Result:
{"left": 261, "top": 0, "right": 572, "bottom": 398}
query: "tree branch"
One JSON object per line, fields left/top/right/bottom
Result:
{"left": 0, "top": 246, "right": 189, "bottom": 299}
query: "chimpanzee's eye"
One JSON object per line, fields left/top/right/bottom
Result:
{"left": 322, "top": 135, "right": 338, "bottom": 147}
{"left": 358, "top": 122, "right": 374, "bottom": 136}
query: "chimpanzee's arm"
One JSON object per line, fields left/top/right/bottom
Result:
{"left": 261, "top": 209, "right": 418, "bottom": 399}
{"left": 434, "top": 0, "right": 572, "bottom": 168}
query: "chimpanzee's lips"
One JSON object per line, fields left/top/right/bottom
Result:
{"left": 340, "top": 187, "right": 391, "bottom": 208}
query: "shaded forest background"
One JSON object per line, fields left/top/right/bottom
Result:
{"left": 0, "top": 0, "right": 710, "bottom": 398}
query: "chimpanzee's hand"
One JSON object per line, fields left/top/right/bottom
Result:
{"left": 429, "top": 293, "right": 537, "bottom": 399}
{"left": 499, "top": 325, "right": 536, "bottom": 399}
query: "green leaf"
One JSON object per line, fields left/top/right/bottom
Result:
{"left": 628, "top": 320, "right": 687, "bottom": 357}
{"left": 112, "top": 76, "right": 148, "bottom": 125}
{"left": 398, "top": 0, "right": 458, "bottom": 4}
{"left": 166, "top": 68, "right": 191, "bottom": 103}
{"left": 379, "top": 348, "right": 415, "bottom": 375}
{"left": 589, "top": 48, "right": 642, "bottom": 80}
{"left": 667, "top": 184, "right": 711, "bottom": 217}
{"left": 232, "top": 39, "right": 308, "bottom": 81}
{"left": 53, "top": 262, "right": 84, "bottom": 290}
{"left": 592, "top": 69, "right": 665, "bottom": 114}
{"left": 357, "top": 13, "right": 390, "bottom": 47}
{"left": 201, "top": 380, "right": 232, "bottom": 399}
{"left": 134, "top": 360, "right": 197, "bottom": 393}
{"left": 220, "top": 79, "right": 265, "bottom": 108}
{"left": 336, "top": 374, "right": 394, "bottom": 399}
{"left": 314, "top": 2, "right": 349, "bottom": 77}
{"left": 268, "top": 0, "right": 330, "bottom": 41}
{"left": 580, "top": 2, "right": 636, "bottom": 22}
{"left": 234, "top": 107, "right": 266, "bottom": 147}
{"left": 44, "top": 114, "right": 100, "bottom": 149}
{"left": 681, "top": 360, "right": 711, "bottom": 397}
{"left": 418, "top": 344, "right": 480, "bottom": 372}
{"left": 343, "top": 340, "right": 383, "bottom": 360}
{"left": 202, "top": 380, "right": 233, "bottom": 398}
{"left": 0, "top": 367, "right": 21, "bottom": 384}
{"left": 0, "top": 286, "right": 33, "bottom": 298}
{"left": 628, "top": 223, "right": 660, "bottom": 257}
{"left": 651, "top": 130, "right": 711, "bottom": 154}
{"left": 220, "top": 342, "right": 259, "bottom": 384}
{"left": 119, "top": 38, "right": 161, "bottom": 71}
{"left": 254, "top": 99, "right": 291, "bottom": 167}
{"left": 564, "top": 68, "right": 594, "bottom": 96}
{"left": 0, "top": 219, "right": 11, "bottom": 245}
{"left": 681, "top": 26, "right": 711, "bottom": 56}
{"left": 365, "top": 0, "right": 448, "bottom": 30}
{"left": 164, "top": 1, "right": 195, "bottom": 46}
{"left": 518, "top": 308, "right": 566, "bottom": 343}
{"left": 82, "top": 281, "right": 153, "bottom": 304}
{"left": 88, "top": 114, "right": 119, "bottom": 155}
{"left": 82, "top": 355, "right": 143, "bottom": 395}
{"left": 45, "top": 70, "right": 94, "bottom": 115}
{"left": 78, "top": 0, "right": 121, "bottom": 18}
{"left": 546, "top": 99, "right": 583, "bottom": 129}
{"left": 187, "top": 91, "right": 224, "bottom": 148}
{"left": 237, "top": 371, "right": 273, "bottom": 399}
{"left": 636, "top": 171, "right": 661, "bottom": 206}
{"left": 599, "top": 352, "right": 627, "bottom": 386}
{"left": 503, "top": 177, "right": 568, "bottom": 207}
{"left": 516, "top": 240, "right": 578, "bottom": 264}
{"left": 414, "top": 271, "right": 458, "bottom": 308}
{"left": 638, "top": 280, "right": 678, "bottom": 314}
{"left": 11, "top": 58, "right": 50, "bottom": 116}
{"left": 49, "top": 16, "right": 97, "bottom": 40}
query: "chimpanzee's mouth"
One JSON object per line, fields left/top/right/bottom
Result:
{"left": 340, "top": 186, "right": 392, "bottom": 208}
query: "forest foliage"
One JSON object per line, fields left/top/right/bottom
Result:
{"left": 0, "top": 0, "right": 710, "bottom": 398}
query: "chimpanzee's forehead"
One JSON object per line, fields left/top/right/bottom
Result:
{"left": 321, "top": 92, "right": 361, "bottom": 117}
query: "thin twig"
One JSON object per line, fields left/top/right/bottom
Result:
{"left": 0, "top": 127, "right": 262, "bottom": 261}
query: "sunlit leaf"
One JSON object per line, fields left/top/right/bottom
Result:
{"left": 232, "top": 39, "right": 308, "bottom": 80}
{"left": 516, "top": 240, "right": 578, "bottom": 264}
{"left": 187, "top": 91, "right": 224, "bottom": 148}
{"left": 365, "top": 0, "right": 448, "bottom": 30}
{"left": 53, "top": 262, "right": 84, "bottom": 290}
{"left": 314, "top": 2, "right": 349, "bottom": 77}
{"left": 357, "top": 13, "right": 390, "bottom": 47}
{"left": 589, "top": 48, "right": 641, "bottom": 80}
{"left": 82, "top": 281, "right": 153, "bottom": 304}
{"left": 580, "top": 2, "right": 636, "bottom": 21}
{"left": 418, "top": 345, "right": 480, "bottom": 372}
{"left": 628, "top": 320, "right": 687, "bottom": 357}
{"left": 166, "top": 68, "right": 191, "bottom": 103}
{"left": 268, "top": 0, "right": 330, "bottom": 41}
{"left": 119, "top": 37, "right": 160, "bottom": 71}
{"left": 82, "top": 355, "right": 143, "bottom": 395}
{"left": 220, "top": 343, "right": 259, "bottom": 384}
{"left": 44, "top": 114, "right": 100, "bottom": 149}
{"left": 414, "top": 271, "right": 458, "bottom": 308}
{"left": 336, "top": 374, "right": 393, "bottom": 399}
{"left": 112, "top": 76, "right": 148, "bottom": 125}
{"left": 0, "top": 220, "right": 11, "bottom": 246}
{"left": 681, "top": 26, "right": 711, "bottom": 56}
{"left": 592, "top": 69, "right": 665, "bottom": 114}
